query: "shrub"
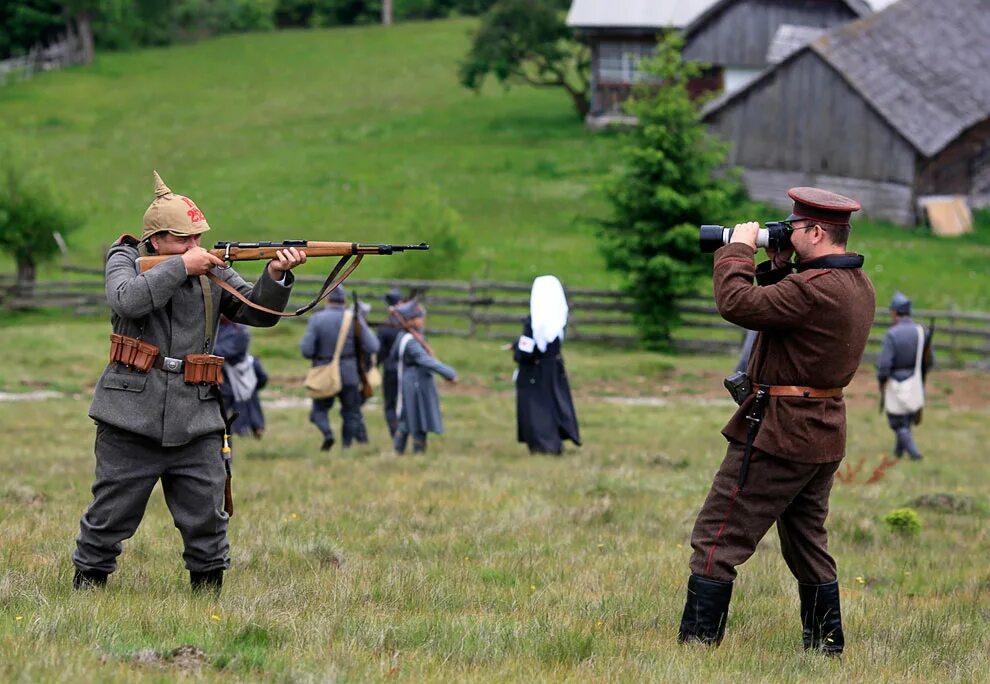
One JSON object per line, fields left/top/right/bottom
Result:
{"left": 390, "top": 186, "right": 466, "bottom": 280}
{"left": 882, "top": 507, "right": 922, "bottom": 537}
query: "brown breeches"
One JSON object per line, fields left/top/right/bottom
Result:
{"left": 689, "top": 441, "right": 841, "bottom": 583}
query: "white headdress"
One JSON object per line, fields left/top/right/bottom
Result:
{"left": 530, "top": 275, "right": 568, "bottom": 352}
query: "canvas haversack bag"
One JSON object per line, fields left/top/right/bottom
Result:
{"left": 883, "top": 324, "right": 926, "bottom": 415}
{"left": 304, "top": 310, "right": 354, "bottom": 399}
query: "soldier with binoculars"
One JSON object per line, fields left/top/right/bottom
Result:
{"left": 678, "top": 187, "right": 875, "bottom": 655}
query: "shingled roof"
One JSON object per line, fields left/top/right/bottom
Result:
{"left": 704, "top": 0, "right": 990, "bottom": 157}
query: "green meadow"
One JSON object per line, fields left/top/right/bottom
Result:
{"left": 2, "top": 316, "right": 989, "bottom": 682}
{"left": 1, "top": 19, "right": 989, "bottom": 308}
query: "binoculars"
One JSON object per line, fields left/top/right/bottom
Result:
{"left": 699, "top": 221, "right": 793, "bottom": 253}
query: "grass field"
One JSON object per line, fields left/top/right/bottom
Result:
{"left": 1, "top": 20, "right": 990, "bottom": 309}
{"left": 2, "top": 315, "right": 989, "bottom": 682}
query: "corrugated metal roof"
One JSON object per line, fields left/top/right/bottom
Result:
{"left": 704, "top": 0, "right": 990, "bottom": 157}
{"left": 566, "top": 0, "right": 718, "bottom": 29}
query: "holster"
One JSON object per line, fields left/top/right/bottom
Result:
{"left": 109, "top": 333, "right": 159, "bottom": 373}
{"left": 183, "top": 354, "right": 225, "bottom": 385}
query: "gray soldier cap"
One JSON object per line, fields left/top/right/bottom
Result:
{"left": 327, "top": 284, "right": 347, "bottom": 304}
{"left": 385, "top": 287, "right": 402, "bottom": 306}
{"left": 890, "top": 291, "right": 911, "bottom": 315}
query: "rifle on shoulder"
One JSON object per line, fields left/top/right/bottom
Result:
{"left": 135, "top": 240, "right": 429, "bottom": 317}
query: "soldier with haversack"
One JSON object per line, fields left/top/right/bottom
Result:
{"left": 677, "top": 188, "right": 875, "bottom": 655}
{"left": 72, "top": 172, "right": 305, "bottom": 594}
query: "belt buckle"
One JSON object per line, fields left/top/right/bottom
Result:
{"left": 163, "top": 356, "right": 183, "bottom": 373}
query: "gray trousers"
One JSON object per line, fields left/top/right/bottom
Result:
{"left": 310, "top": 384, "right": 366, "bottom": 447}
{"left": 886, "top": 412, "right": 922, "bottom": 459}
{"left": 73, "top": 423, "right": 230, "bottom": 574}
{"left": 689, "top": 442, "right": 841, "bottom": 584}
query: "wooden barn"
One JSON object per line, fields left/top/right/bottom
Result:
{"left": 701, "top": 0, "right": 990, "bottom": 225}
{"left": 566, "top": 0, "right": 871, "bottom": 123}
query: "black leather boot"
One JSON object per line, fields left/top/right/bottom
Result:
{"left": 190, "top": 568, "right": 224, "bottom": 594}
{"left": 72, "top": 568, "right": 108, "bottom": 590}
{"left": 678, "top": 575, "right": 733, "bottom": 646}
{"left": 799, "top": 581, "right": 844, "bottom": 655}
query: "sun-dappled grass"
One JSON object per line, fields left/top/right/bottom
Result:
{"left": 2, "top": 316, "right": 989, "bottom": 682}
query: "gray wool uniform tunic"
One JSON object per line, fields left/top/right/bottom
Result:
{"left": 74, "top": 238, "right": 293, "bottom": 575}
{"left": 89, "top": 241, "right": 294, "bottom": 446}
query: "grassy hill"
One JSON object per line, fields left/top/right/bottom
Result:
{"left": 1, "top": 19, "right": 989, "bottom": 309}
{"left": 0, "top": 20, "right": 619, "bottom": 286}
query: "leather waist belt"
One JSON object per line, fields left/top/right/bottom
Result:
{"left": 756, "top": 384, "right": 843, "bottom": 398}
{"left": 153, "top": 355, "right": 185, "bottom": 373}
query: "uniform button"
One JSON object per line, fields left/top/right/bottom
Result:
{"left": 530, "top": 379, "right": 536, "bottom": 384}
{"left": 122, "top": 382, "right": 129, "bottom": 389}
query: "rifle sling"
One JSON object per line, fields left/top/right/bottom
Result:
{"left": 205, "top": 254, "right": 363, "bottom": 318}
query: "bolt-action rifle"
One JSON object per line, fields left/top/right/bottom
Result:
{"left": 135, "top": 240, "right": 429, "bottom": 317}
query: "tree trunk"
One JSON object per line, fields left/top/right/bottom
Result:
{"left": 382, "top": 0, "right": 393, "bottom": 26}
{"left": 73, "top": 12, "right": 94, "bottom": 65}
{"left": 15, "top": 257, "right": 37, "bottom": 299}
{"left": 568, "top": 89, "right": 590, "bottom": 120}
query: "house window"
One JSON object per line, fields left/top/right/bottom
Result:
{"left": 598, "top": 42, "right": 657, "bottom": 83}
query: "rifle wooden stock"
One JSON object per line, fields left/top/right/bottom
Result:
{"left": 136, "top": 240, "right": 428, "bottom": 273}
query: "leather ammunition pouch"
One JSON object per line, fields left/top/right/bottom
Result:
{"left": 183, "top": 354, "right": 225, "bottom": 385}
{"left": 109, "top": 333, "right": 159, "bottom": 373}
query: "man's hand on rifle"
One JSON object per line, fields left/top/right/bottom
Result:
{"left": 182, "top": 247, "right": 227, "bottom": 276}
{"left": 266, "top": 247, "right": 307, "bottom": 279}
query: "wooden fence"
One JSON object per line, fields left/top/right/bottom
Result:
{"left": 0, "top": 33, "right": 87, "bottom": 86}
{"left": 2, "top": 271, "right": 989, "bottom": 368}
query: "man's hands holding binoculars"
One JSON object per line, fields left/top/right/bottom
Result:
{"left": 729, "top": 221, "right": 794, "bottom": 268}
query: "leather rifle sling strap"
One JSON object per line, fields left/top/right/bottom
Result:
{"left": 203, "top": 254, "right": 363, "bottom": 318}
{"left": 199, "top": 275, "right": 214, "bottom": 351}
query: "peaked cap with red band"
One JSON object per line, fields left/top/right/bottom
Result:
{"left": 784, "top": 186, "right": 861, "bottom": 226}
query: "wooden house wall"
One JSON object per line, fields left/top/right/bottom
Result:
{"left": 684, "top": 0, "right": 858, "bottom": 67}
{"left": 586, "top": 31, "right": 655, "bottom": 115}
{"left": 705, "top": 51, "right": 920, "bottom": 222}
{"left": 916, "top": 119, "right": 990, "bottom": 209}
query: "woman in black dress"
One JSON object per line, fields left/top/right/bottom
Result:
{"left": 513, "top": 276, "right": 580, "bottom": 455}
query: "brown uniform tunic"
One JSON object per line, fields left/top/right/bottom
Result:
{"left": 689, "top": 242, "right": 875, "bottom": 583}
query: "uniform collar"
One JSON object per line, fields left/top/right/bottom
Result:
{"left": 795, "top": 253, "right": 864, "bottom": 271}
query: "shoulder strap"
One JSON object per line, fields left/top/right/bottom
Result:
{"left": 199, "top": 275, "right": 214, "bottom": 352}
{"left": 332, "top": 310, "right": 354, "bottom": 362}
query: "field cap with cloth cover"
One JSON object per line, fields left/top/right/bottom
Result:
{"left": 784, "top": 187, "right": 861, "bottom": 226}
{"left": 141, "top": 171, "right": 211, "bottom": 240}
{"left": 890, "top": 291, "right": 911, "bottom": 315}
{"left": 327, "top": 284, "right": 347, "bottom": 304}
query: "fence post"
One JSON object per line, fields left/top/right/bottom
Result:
{"left": 949, "top": 303, "right": 960, "bottom": 367}
{"left": 468, "top": 277, "right": 477, "bottom": 338}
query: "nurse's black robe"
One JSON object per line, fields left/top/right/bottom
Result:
{"left": 513, "top": 317, "right": 581, "bottom": 454}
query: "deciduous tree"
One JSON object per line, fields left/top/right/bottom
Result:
{"left": 459, "top": 0, "right": 589, "bottom": 120}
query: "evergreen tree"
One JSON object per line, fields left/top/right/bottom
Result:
{"left": 600, "top": 34, "right": 742, "bottom": 345}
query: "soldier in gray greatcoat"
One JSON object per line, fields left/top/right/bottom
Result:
{"left": 877, "top": 292, "right": 933, "bottom": 460}
{"left": 72, "top": 172, "right": 305, "bottom": 594}
{"left": 300, "top": 285, "right": 380, "bottom": 451}
{"left": 389, "top": 301, "right": 457, "bottom": 455}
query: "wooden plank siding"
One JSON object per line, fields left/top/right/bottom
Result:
{"left": 684, "top": 0, "right": 859, "bottom": 68}
{"left": 916, "top": 118, "right": 990, "bottom": 209}
{"left": 705, "top": 50, "right": 919, "bottom": 221}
